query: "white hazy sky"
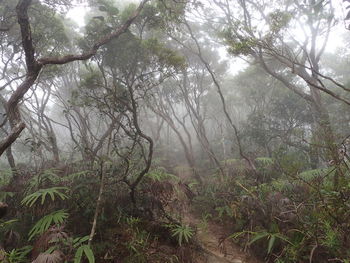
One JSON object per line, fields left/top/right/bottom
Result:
{"left": 65, "top": 0, "right": 349, "bottom": 75}
{"left": 66, "top": 0, "right": 140, "bottom": 27}
{"left": 66, "top": 3, "right": 89, "bottom": 27}
{"left": 67, "top": 0, "right": 349, "bottom": 48}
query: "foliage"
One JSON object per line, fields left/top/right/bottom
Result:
{"left": 255, "top": 157, "right": 274, "bottom": 167}
{"left": 74, "top": 245, "right": 95, "bottom": 263}
{"left": 298, "top": 168, "right": 334, "bottom": 182}
{"left": 0, "top": 169, "right": 12, "bottom": 186}
{"left": 166, "top": 223, "right": 194, "bottom": 246}
{"left": 0, "top": 0, "right": 349, "bottom": 262}
{"left": 215, "top": 205, "right": 234, "bottom": 218}
{"left": 5, "top": 246, "right": 32, "bottom": 263}
{"left": 116, "top": 215, "right": 155, "bottom": 263}
{"left": 61, "top": 171, "right": 90, "bottom": 182}
{"left": 0, "top": 169, "right": 15, "bottom": 201}
{"left": 28, "top": 210, "right": 69, "bottom": 241}
{"left": 231, "top": 230, "right": 292, "bottom": 255}
{"left": 21, "top": 187, "right": 69, "bottom": 207}
{"left": 145, "top": 168, "right": 178, "bottom": 182}
{"left": 24, "top": 169, "right": 62, "bottom": 194}
{"left": 268, "top": 10, "right": 292, "bottom": 33}
{"left": 0, "top": 219, "right": 18, "bottom": 228}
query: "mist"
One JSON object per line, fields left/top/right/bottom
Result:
{"left": 1, "top": 0, "right": 350, "bottom": 262}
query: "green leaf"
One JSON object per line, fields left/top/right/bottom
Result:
{"left": 21, "top": 187, "right": 69, "bottom": 207}
{"left": 74, "top": 245, "right": 95, "bottom": 263}
{"left": 73, "top": 235, "right": 90, "bottom": 248}
{"left": 267, "top": 235, "right": 276, "bottom": 254}
{"left": 0, "top": 219, "right": 18, "bottom": 228}
{"left": 170, "top": 224, "right": 194, "bottom": 246}
{"left": 45, "top": 246, "right": 57, "bottom": 254}
{"left": 83, "top": 245, "right": 95, "bottom": 263}
{"left": 74, "top": 246, "right": 83, "bottom": 263}
{"left": 255, "top": 157, "right": 274, "bottom": 166}
{"left": 274, "top": 233, "right": 292, "bottom": 244}
{"left": 229, "top": 230, "right": 254, "bottom": 240}
{"left": 249, "top": 232, "right": 269, "bottom": 245}
{"left": 28, "top": 210, "right": 69, "bottom": 240}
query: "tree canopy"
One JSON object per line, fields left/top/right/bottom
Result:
{"left": 1, "top": 0, "right": 350, "bottom": 262}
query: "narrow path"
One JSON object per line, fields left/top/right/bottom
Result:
{"left": 170, "top": 170, "right": 261, "bottom": 263}
{"left": 182, "top": 213, "right": 260, "bottom": 263}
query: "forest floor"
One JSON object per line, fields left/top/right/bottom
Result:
{"left": 166, "top": 168, "right": 261, "bottom": 263}
{"left": 182, "top": 212, "right": 260, "bottom": 263}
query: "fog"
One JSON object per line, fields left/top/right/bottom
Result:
{"left": 1, "top": 0, "right": 350, "bottom": 262}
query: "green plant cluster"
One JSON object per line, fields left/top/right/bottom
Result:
{"left": 194, "top": 156, "right": 350, "bottom": 262}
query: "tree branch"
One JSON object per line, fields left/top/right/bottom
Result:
{"left": 37, "top": 0, "right": 149, "bottom": 66}
{"left": 0, "top": 0, "right": 148, "bottom": 157}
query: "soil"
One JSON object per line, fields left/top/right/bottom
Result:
{"left": 182, "top": 213, "right": 260, "bottom": 263}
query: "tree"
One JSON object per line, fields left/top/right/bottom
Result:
{"left": 209, "top": 0, "right": 347, "bottom": 188}
{"left": 0, "top": 0, "right": 148, "bottom": 157}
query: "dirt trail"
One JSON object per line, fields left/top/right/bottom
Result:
{"left": 170, "top": 170, "right": 260, "bottom": 263}
{"left": 182, "top": 213, "right": 260, "bottom": 263}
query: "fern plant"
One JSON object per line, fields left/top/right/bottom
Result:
{"left": 28, "top": 210, "right": 69, "bottom": 240}
{"left": 62, "top": 170, "right": 89, "bottom": 183}
{"left": 32, "top": 233, "right": 94, "bottom": 263}
{"left": 215, "top": 205, "right": 234, "bottom": 218}
{"left": 5, "top": 246, "right": 32, "bottom": 263}
{"left": 24, "top": 169, "right": 61, "bottom": 195}
{"left": 146, "top": 168, "right": 178, "bottom": 182}
{"left": 0, "top": 219, "right": 18, "bottom": 228}
{"left": 320, "top": 221, "right": 341, "bottom": 251}
{"left": 124, "top": 230, "right": 151, "bottom": 263}
{"left": 21, "top": 187, "right": 69, "bottom": 207}
{"left": 167, "top": 224, "right": 194, "bottom": 246}
{"left": 299, "top": 168, "right": 334, "bottom": 182}
{"left": 255, "top": 157, "right": 274, "bottom": 167}
{"left": 230, "top": 230, "right": 292, "bottom": 254}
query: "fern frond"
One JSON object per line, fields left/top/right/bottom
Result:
{"left": 255, "top": 157, "right": 274, "bottom": 167}
{"left": 28, "top": 210, "right": 69, "bottom": 241}
{"left": 170, "top": 224, "right": 194, "bottom": 246}
{"left": 25, "top": 169, "right": 61, "bottom": 194}
{"left": 146, "top": 169, "right": 177, "bottom": 182}
{"left": 73, "top": 235, "right": 90, "bottom": 248}
{"left": 299, "top": 168, "right": 334, "bottom": 181}
{"left": 62, "top": 171, "right": 89, "bottom": 182}
{"left": 0, "top": 219, "right": 18, "bottom": 228}
{"left": 0, "top": 191, "right": 15, "bottom": 202}
{"left": 5, "top": 245, "right": 32, "bottom": 263}
{"left": 21, "top": 187, "right": 69, "bottom": 207}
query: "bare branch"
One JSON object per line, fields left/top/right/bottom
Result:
{"left": 0, "top": 122, "right": 25, "bottom": 156}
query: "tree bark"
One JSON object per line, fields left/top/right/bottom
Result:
{"left": 6, "top": 147, "right": 17, "bottom": 174}
{"left": 88, "top": 162, "right": 105, "bottom": 246}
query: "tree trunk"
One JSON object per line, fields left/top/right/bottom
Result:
{"left": 88, "top": 162, "right": 105, "bottom": 246}
{"left": 6, "top": 147, "right": 17, "bottom": 175}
